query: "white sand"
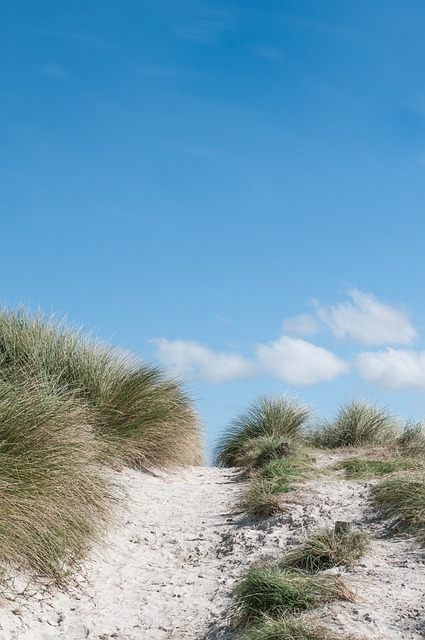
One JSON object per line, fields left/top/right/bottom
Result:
{"left": 0, "top": 455, "right": 424, "bottom": 639}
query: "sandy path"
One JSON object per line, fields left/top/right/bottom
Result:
{"left": 2, "top": 466, "right": 281, "bottom": 640}
{"left": 0, "top": 458, "right": 424, "bottom": 639}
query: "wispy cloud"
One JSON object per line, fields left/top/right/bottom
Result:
{"left": 282, "top": 313, "right": 320, "bottom": 336}
{"left": 257, "top": 336, "right": 349, "bottom": 386}
{"left": 314, "top": 288, "right": 417, "bottom": 346}
{"left": 357, "top": 348, "right": 425, "bottom": 390}
{"left": 152, "top": 338, "right": 257, "bottom": 383}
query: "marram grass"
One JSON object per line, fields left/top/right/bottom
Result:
{"left": 0, "top": 308, "right": 203, "bottom": 468}
{"left": 280, "top": 527, "right": 369, "bottom": 572}
{"left": 337, "top": 457, "right": 422, "bottom": 479}
{"left": 396, "top": 422, "right": 425, "bottom": 456}
{"left": 214, "top": 395, "right": 312, "bottom": 469}
{"left": 371, "top": 473, "right": 425, "bottom": 540}
{"left": 241, "top": 456, "right": 309, "bottom": 518}
{"left": 310, "top": 400, "right": 400, "bottom": 449}
{"left": 238, "top": 616, "right": 352, "bottom": 640}
{"left": 0, "top": 378, "right": 115, "bottom": 584}
{"left": 0, "top": 307, "right": 204, "bottom": 590}
{"left": 233, "top": 566, "right": 355, "bottom": 626}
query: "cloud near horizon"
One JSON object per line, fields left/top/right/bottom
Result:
{"left": 357, "top": 348, "right": 425, "bottom": 390}
{"left": 257, "top": 336, "right": 350, "bottom": 386}
{"left": 152, "top": 289, "right": 421, "bottom": 392}
{"left": 283, "top": 289, "right": 416, "bottom": 346}
{"left": 151, "top": 338, "right": 257, "bottom": 383}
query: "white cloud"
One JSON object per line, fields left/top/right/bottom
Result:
{"left": 282, "top": 313, "right": 320, "bottom": 336}
{"left": 315, "top": 288, "right": 416, "bottom": 346}
{"left": 357, "top": 348, "right": 425, "bottom": 390}
{"left": 257, "top": 336, "right": 349, "bottom": 386}
{"left": 152, "top": 338, "right": 257, "bottom": 383}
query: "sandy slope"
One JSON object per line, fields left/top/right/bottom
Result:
{"left": 0, "top": 455, "right": 424, "bottom": 639}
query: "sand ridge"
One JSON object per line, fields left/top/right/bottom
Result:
{"left": 0, "top": 456, "right": 424, "bottom": 639}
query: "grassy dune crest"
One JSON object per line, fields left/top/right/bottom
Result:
{"left": 214, "top": 395, "right": 311, "bottom": 469}
{"left": 0, "top": 308, "right": 203, "bottom": 587}
{"left": 0, "top": 308, "right": 203, "bottom": 468}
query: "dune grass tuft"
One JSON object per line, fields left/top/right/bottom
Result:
{"left": 233, "top": 566, "right": 355, "bottom": 626}
{"left": 309, "top": 400, "right": 399, "bottom": 449}
{"left": 0, "top": 308, "right": 203, "bottom": 468}
{"left": 241, "top": 457, "right": 309, "bottom": 518}
{"left": 371, "top": 473, "right": 425, "bottom": 540}
{"left": 238, "top": 616, "right": 352, "bottom": 640}
{"left": 214, "top": 395, "right": 312, "bottom": 469}
{"left": 0, "top": 378, "right": 115, "bottom": 585}
{"left": 280, "top": 527, "right": 369, "bottom": 572}
{"left": 0, "top": 307, "right": 204, "bottom": 589}
{"left": 397, "top": 422, "right": 425, "bottom": 456}
{"left": 337, "top": 457, "right": 422, "bottom": 479}
{"left": 241, "top": 478, "right": 292, "bottom": 518}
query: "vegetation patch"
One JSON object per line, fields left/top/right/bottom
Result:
{"left": 241, "top": 477, "right": 293, "bottom": 518}
{"left": 337, "top": 457, "right": 421, "bottom": 479}
{"left": 371, "top": 473, "right": 425, "bottom": 540}
{"left": 280, "top": 527, "right": 369, "bottom": 572}
{"left": 214, "top": 395, "right": 312, "bottom": 469}
{"left": 0, "top": 308, "right": 203, "bottom": 469}
{"left": 237, "top": 616, "right": 352, "bottom": 640}
{"left": 396, "top": 422, "right": 425, "bottom": 456}
{"left": 241, "top": 457, "right": 310, "bottom": 518}
{"left": 0, "top": 307, "right": 203, "bottom": 590}
{"left": 233, "top": 566, "right": 354, "bottom": 626}
{"left": 0, "top": 378, "right": 115, "bottom": 585}
{"left": 310, "top": 400, "right": 400, "bottom": 449}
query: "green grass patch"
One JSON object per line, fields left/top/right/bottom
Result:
{"left": 280, "top": 527, "right": 369, "bottom": 572}
{"left": 214, "top": 395, "right": 312, "bottom": 469}
{"left": 238, "top": 616, "right": 351, "bottom": 640}
{"left": 241, "top": 456, "right": 309, "bottom": 518}
{"left": 371, "top": 473, "right": 425, "bottom": 540}
{"left": 337, "top": 457, "right": 421, "bottom": 479}
{"left": 241, "top": 478, "right": 293, "bottom": 518}
{"left": 0, "top": 307, "right": 204, "bottom": 590}
{"left": 233, "top": 566, "right": 355, "bottom": 626}
{"left": 0, "top": 308, "right": 203, "bottom": 468}
{"left": 0, "top": 378, "right": 116, "bottom": 585}
{"left": 397, "top": 422, "right": 425, "bottom": 456}
{"left": 309, "top": 400, "right": 399, "bottom": 449}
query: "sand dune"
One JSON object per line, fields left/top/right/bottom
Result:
{"left": 1, "top": 454, "right": 424, "bottom": 639}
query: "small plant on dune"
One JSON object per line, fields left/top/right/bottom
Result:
{"left": 280, "top": 527, "right": 369, "bottom": 572}
{"left": 397, "top": 422, "right": 425, "bottom": 456}
{"left": 233, "top": 566, "right": 354, "bottom": 627}
{"left": 338, "top": 457, "right": 422, "bottom": 479}
{"left": 214, "top": 395, "right": 312, "bottom": 469}
{"left": 310, "top": 400, "right": 399, "bottom": 449}
{"left": 238, "top": 616, "right": 351, "bottom": 640}
{"left": 371, "top": 473, "right": 425, "bottom": 540}
{"left": 0, "top": 378, "right": 116, "bottom": 585}
{"left": 0, "top": 308, "right": 203, "bottom": 469}
{"left": 239, "top": 436, "right": 297, "bottom": 470}
{"left": 241, "top": 457, "right": 310, "bottom": 518}
{"left": 241, "top": 478, "right": 292, "bottom": 518}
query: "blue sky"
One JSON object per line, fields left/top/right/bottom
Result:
{"left": 2, "top": 1, "right": 425, "bottom": 456}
